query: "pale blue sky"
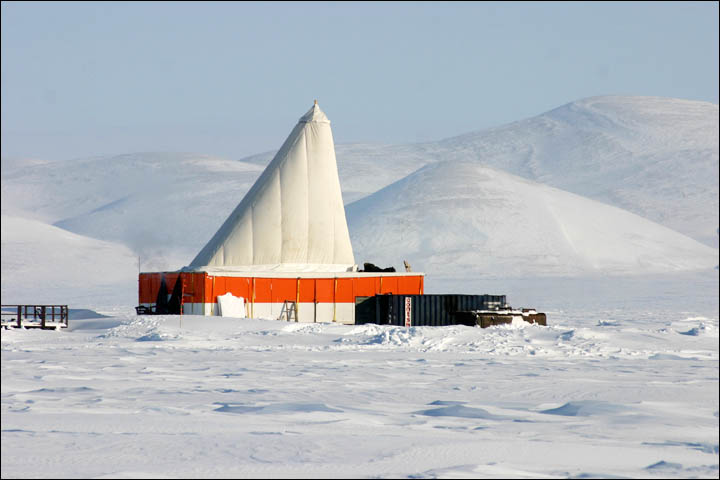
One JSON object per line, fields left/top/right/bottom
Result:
{"left": 1, "top": 1, "right": 718, "bottom": 161}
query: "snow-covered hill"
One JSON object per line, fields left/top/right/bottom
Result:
{"left": 346, "top": 161, "right": 717, "bottom": 277}
{"left": 434, "top": 96, "right": 719, "bottom": 248}
{"left": 1, "top": 153, "right": 265, "bottom": 268}
{"left": 1, "top": 96, "right": 717, "bottom": 284}
{"left": 0, "top": 215, "right": 137, "bottom": 309}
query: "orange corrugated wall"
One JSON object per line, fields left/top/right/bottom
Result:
{"left": 139, "top": 272, "right": 424, "bottom": 310}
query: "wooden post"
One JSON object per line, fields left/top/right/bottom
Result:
{"left": 251, "top": 277, "right": 256, "bottom": 318}
{"left": 40, "top": 306, "right": 46, "bottom": 329}
{"left": 295, "top": 277, "right": 300, "bottom": 322}
{"left": 17, "top": 305, "right": 21, "bottom": 328}
{"left": 180, "top": 276, "right": 185, "bottom": 316}
{"left": 211, "top": 276, "right": 216, "bottom": 316}
{"left": 333, "top": 277, "right": 337, "bottom": 322}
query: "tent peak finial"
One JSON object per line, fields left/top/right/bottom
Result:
{"left": 298, "top": 100, "right": 330, "bottom": 123}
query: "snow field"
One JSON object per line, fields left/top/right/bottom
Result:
{"left": 2, "top": 275, "right": 718, "bottom": 478}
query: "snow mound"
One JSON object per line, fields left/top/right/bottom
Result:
{"left": 540, "top": 401, "right": 632, "bottom": 417}
{"left": 414, "top": 404, "right": 508, "bottom": 420}
{"left": 214, "top": 402, "right": 343, "bottom": 415}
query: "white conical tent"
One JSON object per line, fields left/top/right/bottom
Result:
{"left": 189, "top": 102, "right": 356, "bottom": 272}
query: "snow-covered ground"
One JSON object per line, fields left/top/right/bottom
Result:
{"left": 1, "top": 272, "right": 718, "bottom": 478}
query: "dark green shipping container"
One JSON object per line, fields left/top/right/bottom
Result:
{"left": 355, "top": 294, "right": 507, "bottom": 327}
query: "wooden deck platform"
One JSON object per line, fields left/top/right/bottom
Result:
{"left": 1, "top": 305, "right": 69, "bottom": 330}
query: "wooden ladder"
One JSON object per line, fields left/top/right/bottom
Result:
{"left": 279, "top": 300, "right": 298, "bottom": 322}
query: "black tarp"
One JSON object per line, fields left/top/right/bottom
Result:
{"left": 167, "top": 276, "right": 183, "bottom": 315}
{"left": 154, "top": 276, "right": 170, "bottom": 314}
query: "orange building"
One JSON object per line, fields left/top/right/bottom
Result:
{"left": 139, "top": 271, "right": 424, "bottom": 324}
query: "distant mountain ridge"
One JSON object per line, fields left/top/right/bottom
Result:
{"left": 1, "top": 96, "right": 717, "bottom": 283}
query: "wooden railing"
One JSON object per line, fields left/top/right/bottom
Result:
{"left": 0, "top": 305, "right": 69, "bottom": 329}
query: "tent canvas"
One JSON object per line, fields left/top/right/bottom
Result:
{"left": 188, "top": 102, "right": 355, "bottom": 272}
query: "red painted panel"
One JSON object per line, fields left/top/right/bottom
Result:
{"left": 183, "top": 273, "right": 206, "bottom": 303}
{"left": 354, "top": 277, "right": 378, "bottom": 298}
{"left": 397, "top": 275, "right": 423, "bottom": 295}
{"left": 204, "top": 275, "right": 215, "bottom": 303}
{"left": 138, "top": 274, "right": 147, "bottom": 303}
{"left": 214, "top": 276, "right": 251, "bottom": 301}
{"left": 210, "top": 276, "right": 225, "bottom": 301}
{"left": 139, "top": 273, "right": 159, "bottom": 303}
{"left": 271, "top": 278, "right": 297, "bottom": 303}
{"left": 335, "top": 278, "right": 354, "bottom": 303}
{"left": 315, "top": 278, "right": 335, "bottom": 303}
{"left": 254, "top": 278, "right": 272, "bottom": 303}
{"left": 379, "top": 276, "right": 398, "bottom": 294}
{"left": 166, "top": 273, "right": 180, "bottom": 292}
{"left": 298, "top": 278, "right": 316, "bottom": 303}
{"left": 138, "top": 272, "right": 182, "bottom": 304}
